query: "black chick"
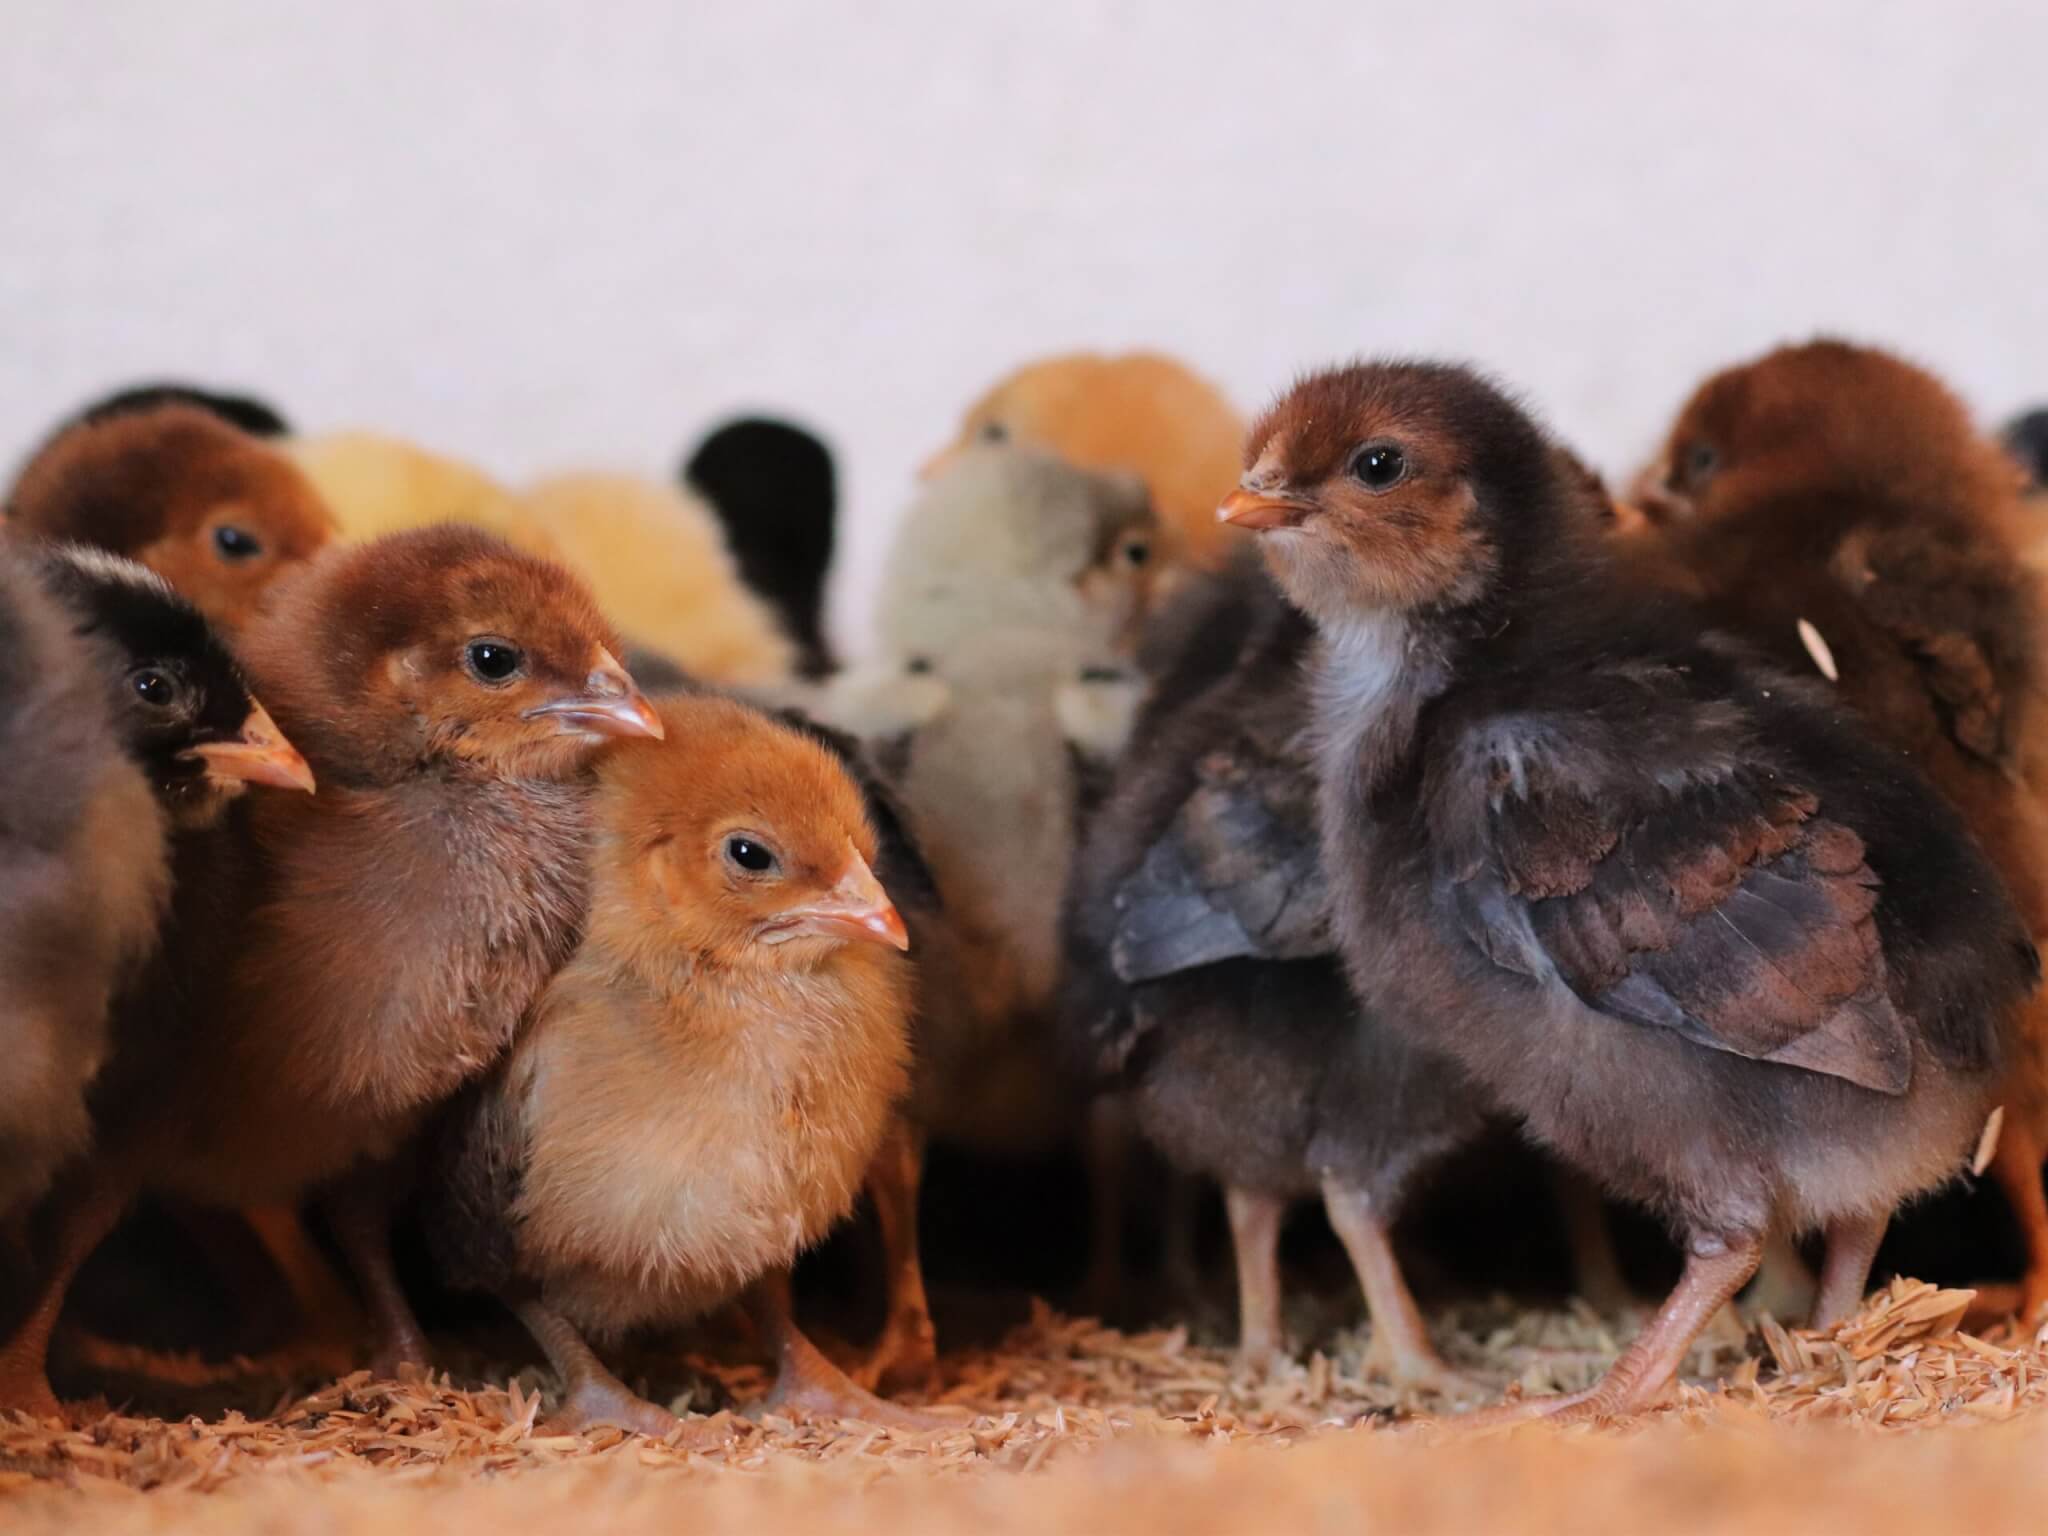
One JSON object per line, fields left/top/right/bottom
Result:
{"left": 1223, "top": 361, "right": 2036, "bottom": 1422}
{"left": 0, "top": 545, "right": 310, "bottom": 1223}
{"left": 1062, "top": 548, "right": 1487, "bottom": 1394}
{"left": 67, "top": 382, "right": 291, "bottom": 440}
{"left": 683, "top": 417, "right": 837, "bottom": 676}
{"left": 2004, "top": 408, "right": 2048, "bottom": 493}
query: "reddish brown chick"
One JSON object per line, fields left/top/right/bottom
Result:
{"left": 1637, "top": 339, "right": 2048, "bottom": 1320}
{"left": 427, "top": 695, "right": 917, "bottom": 1439}
{"left": 5, "top": 404, "right": 336, "bottom": 630}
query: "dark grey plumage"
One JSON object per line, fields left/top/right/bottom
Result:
{"left": 1060, "top": 551, "right": 1487, "bottom": 1390}
{"left": 0, "top": 548, "right": 169, "bottom": 1214}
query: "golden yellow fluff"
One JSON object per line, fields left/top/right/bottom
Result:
{"left": 927, "top": 351, "right": 1247, "bottom": 568}
{"left": 284, "top": 432, "right": 563, "bottom": 560}
{"left": 518, "top": 472, "right": 796, "bottom": 688}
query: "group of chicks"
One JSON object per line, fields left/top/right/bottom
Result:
{"left": 3, "top": 338, "right": 2048, "bottom": 1438}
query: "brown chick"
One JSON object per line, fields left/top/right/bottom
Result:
{"left": 927, "top": 351, "right": 1245, "bottom": 569}
{"left": 1636, "top": 338, "right": 2048, "bottom": 1320}
{"left": 426, "top": 694, "right": 917, "bottom": 1440}
{"left": 5, "top": 404, "right": 337, "bottom": 631}
{"left": 0, "top": 526, "right": 661, "bottom": 1418}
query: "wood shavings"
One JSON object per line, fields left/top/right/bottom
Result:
{"left": 1796, "top": 617, "right": 1840, "bottom": 681}
{"left": 6, "top": 1283, "right": 2048, "bottom": 1532}
{"left": 1974, "top": 1105, "right": 2006, "bottom": 1176}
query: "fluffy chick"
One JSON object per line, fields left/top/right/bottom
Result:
{"left": 1226, "top": 361, "right": 2036, "bottom": 1422}
{"left": 61, "top": 381, "right": 291, "bottom": 440}
{"left": 284, "top": 431, "right": 564, "bottom": 559}
{"left": 1061, "top": 549, "right": 1487, "bottom": 1394}
{"left": 427, "top": 695, "right": 914, "bottom": 1438}
{"left": 0, "top": 527, "right": 658, "bottom": 1416}
{"left": 0, "top": 543, "right": 310, "bottom": 1228}
{"left": 6, "top": 405, "right": 337, "bottom": 632}
{"left": 1636, "top": 340, "right": 2048, "bottom": 1318}
{"left": 929, "top": 351, "right": 1244, "bottom": 568}
{"left": 684, "top": 417, "right": 839, "bottom": 677}
{"left": 520, "top": 472, "right": 797, "bottom": 688}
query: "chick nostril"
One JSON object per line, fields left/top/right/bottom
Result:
{"left": 584, "top": 668, "right": 628, "bottom": 699}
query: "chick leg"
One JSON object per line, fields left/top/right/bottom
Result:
{"left": 241, "top": 1203, "right": 367, "bottom": 1371}
{"left": 515, "top": 1299, "right": 727, "bottom": 1448}
{"left": 1322, "top": 1179, "right": 1483, "bottom": 1400}
{"left": 855, "top": 1118, "right": 938, "bottom": 1395}
{"left": 1462, "top": 1233, "right": 1764, "bottom": 1426}
{"left": 320, "top": 1175, "right": 428, "bottom": 1378}
{"left": 0, "top": 1173, "right": 129, "bottom": 1420}
{"left": 1744, "top": 1224, "right": 1820, "bottom": 1323}
{"left": 749, "top": 1269, "right": 944, "bottom": 1431}
{"left": 1552, "top": 1166, "right": 1635, "bottom": 1314}
{"left": 1223, "top": 1186, "right": 1288, "bottom": 1369}
{"left": 1810, "top": 1212, "right": 1888, "bottom": 1331}
{"left": 1990, "top": 1122, "right": 2048, "bottom": 1321}
{"left": 1160, "top": 1173, "right": 1206, "bottom": 1307}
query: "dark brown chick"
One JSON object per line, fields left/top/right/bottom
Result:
{"left": 5, "top": 403, "right": 336, "bottom": 631}
{"left": 0, "top": 526, "right": 659, "bottom": 1418}
{"left": 427, "top": 695, "right": 917, "bottom": 1440}
{"left": 1635, "top": 339, "right": 2048, "bottom": 1319}
{"left": 1224, "top": 360, "right": 2035, "bottom": 1423}
{"left": 1060, "top": 549, "right": 1489, "bottom": 1395}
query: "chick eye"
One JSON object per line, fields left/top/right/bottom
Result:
{"left": 1122, "top": 537, "right": 1150, "bottom": 568}
{"left": 1680, "top": 442, "right": 1718, "bottom": 487}
{"left": 725, "top": 836, "right": 777, "bottom": 874}
{"left": 213, "top": 525, "right": 262, "bottom": 561}
{"left": 464, "top": 639, "right": 524, "bottom": 684}
{"left": 978, "top": 420, "right": 1008, "bottom": 444}
{"left": 1351, "top": 444, "right": 1407, "bottom": 490}
{"left": 130, "top": 667, "right": 178, "bottom": 709}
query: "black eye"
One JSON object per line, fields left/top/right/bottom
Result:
{"left": 1681, "top": 442, "right": 1718, "bottom": 486}
{"left": 465, "top": 639, "right": 524, "bottom": 684}
{"left": 725, "top": 836, "right": 776, "bottom": 873}
{"left": 213, "top": 525, "right": 262, "bottom": 561}
{"left": 978, "top": 420, "right": 1008, "bottom": 443}
{"left": 1122, "top": 538, "right": 1150, "bottom": 567}
{"left": 131, "top": 668, "right": 177, "bottom": 709}
{"left": 1351, "top": 444, "right": 1407, "bottom": 490}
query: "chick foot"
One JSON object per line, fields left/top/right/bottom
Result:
{"left": 855, "top": 1309, "right": 938, "bottom": 1397}
{"left": 749, "top": 1272, "right": 947, "bottom": 1432}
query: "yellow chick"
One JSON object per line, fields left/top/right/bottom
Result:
{"left": 284, "top": 432, "right": 563, "bottom": 559}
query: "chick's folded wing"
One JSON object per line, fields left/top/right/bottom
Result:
{"left": 1422, "top": 667, "right": 1912, "bottom": 1096}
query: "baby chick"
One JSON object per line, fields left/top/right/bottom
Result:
{"left": 58, "top": 381, "right": 291, "bottom": 440}
{"left": 427, "top": 695, "right": 914, "bottom": 1438}
{"left": 684, "top": 416, "right": 839, "bottom": 677}
{"left": 0, "top": 526, "right": 657, "bottom": 1416}
{"left": 6, "top": 404, "right": 336, "bottom": 631}
{"left": 1636, "top": 340, "right": 2048, "bottom": 1319}
{"left": 1225, "top": 361, "right": 2036, "bottom": 1421}
{"left": 1062, "top": 549, "right": 1487, "bottom": 1393}
{"left": 285, "top": 432, "right": 564, "bottom": 560}
{"left": 929, "top": 351, "right": 1244, "bottom": 568}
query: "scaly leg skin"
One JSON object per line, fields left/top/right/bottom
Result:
{"left": 1552, "top": 1167, "right": 1635, "bottom": 1315}
{"left": 1322, "top": 1179, "right": 1485, "bottom": 1401}
{"left": 1744, "top": 1224, "right": 1820, "bottom": 1324}
{"left": 1455, "top": 1233, "right": 1764, "bottom": 1428}
{"left": 854, "top": 1118, "right": 939, "bottom": 1395}
{"left": 321, "top": 1173, "right": 429, "bottom": 1380}
{"left": 515, "top": 1300, "right": 728, "bottom": 1449}
{"left": 749, "top": 1270, "right": 946, "bottom": 1432}
{"left": 1223, "top": 1186, "right": 1289, "bottom": 1373}
{"left": 0, "top": 1173, "right": 130, "bottom": 1421}
{"left": 1076, "top": 1096, "right": 1132, "bottom": 1323}
{"left": 1810, "top": 1212, "right": 1887, "bottom": 1331}
{"left": 1991, "top": 1122, "right": 2048, "bottom": 1322}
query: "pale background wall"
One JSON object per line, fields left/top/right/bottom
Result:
{"left": 6, "top": 1, "right": 2043, "bottom": 647}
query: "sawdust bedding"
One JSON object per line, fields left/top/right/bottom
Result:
{"left": 5, "top": 1280, "right": 2048, "bottom": 1534}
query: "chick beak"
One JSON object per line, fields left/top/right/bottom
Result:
{"left": 186, "top": 701, "right": 317, "bottom": 793}
{"left": 773, "top": 853, "right": 910, "bottom": 951}
{"left": 523, "top": 649, "right": 665, "bottom": 740}
{"left": 1218, "top": 487, "right": 1311, "bottom": 531}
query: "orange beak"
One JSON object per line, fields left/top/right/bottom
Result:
{"left": 1217, "top": 488, "right": 1311, "bottom": 531}
{"left": 523, "top": 648, "right": 665, "bottom": 741}
{"left": 186, "top": 700, "right": 317, "bottom": 793}
{"left": 768, "top": 851, "right": 910, "bottom": 951}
